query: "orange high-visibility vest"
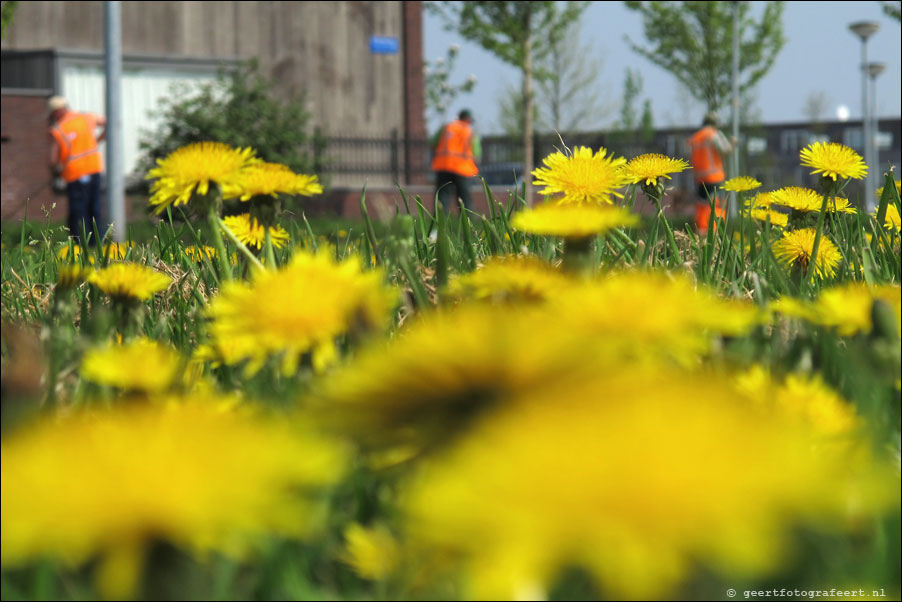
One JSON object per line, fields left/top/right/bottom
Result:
{"left": 432, "top": 120, "right": 478, "bottom": 177}
{"left": 50, "top": 111, "right": 103, "bottom": 183}
{"left": 688, "top": 126, "right": 725, "bottom": 184}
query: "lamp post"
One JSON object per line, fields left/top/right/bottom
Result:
{"left": 848, "top": 21, "right": 879, "bottom": 206}
{"left": 867, "top": 61, "right": 886, "bottom": 211}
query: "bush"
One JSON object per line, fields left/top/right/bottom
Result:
{"left": 137, "top": 60, "right": 326, "bottom": 186}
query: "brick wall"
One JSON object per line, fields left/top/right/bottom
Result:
{"left": 1, "top": 91, "right": 67, "bottom": 222}
{"left": 402, "top": 2, "right": 427, "bottom": 185}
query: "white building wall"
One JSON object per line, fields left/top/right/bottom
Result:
{"left": 61, "top": 65, "right": 216, "bottom": 177}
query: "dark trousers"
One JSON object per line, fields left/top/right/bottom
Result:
{"left": 67, "top": 173, "right": 103, "bottom": 245}
{"left": 435, "top": 171, "right": 473, "bottom": 214}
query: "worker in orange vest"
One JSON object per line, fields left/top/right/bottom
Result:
{"left": 48, "top": 96, "right": 106, "bottom": 244}
{"left": 431, "top": 109, "right": 481, "bottom": 214}
{"left": 688, "top": 112, "right": 735, "bottom": 236}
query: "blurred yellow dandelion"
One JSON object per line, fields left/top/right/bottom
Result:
{"left": 206, "top": 250, "right": 396, "bottom": 375}
{"left": 1, "top": 401, "right": 347, "bottom": 598}
{"left": 511, "top": 203, "right": 638, "bottom": 238}
{"left": 222, "top": 213, "right": 290, "bottom": 250}
{"left": 444, "top": 256, "right": 575, "bottom": 304}
{"left": 88, "top": 263, "right": 172, "bottom": 302}
{"left": 81, "top": 338, "right": 183, "bottom": 393}
{"left": 340, "top": 523, "right": 399, "bottom": 581}
{"left": 750, "top": 207, "right": 788, "bottom": 228}
{"left": 403, "top": 368, "right": 896, "bottom": 600}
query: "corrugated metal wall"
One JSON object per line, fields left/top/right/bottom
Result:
{"left": 60, "top": 65, "right": 216, "bottom": 176}
{"left": 1, "top": 1, "right": 406, "bottom": 138}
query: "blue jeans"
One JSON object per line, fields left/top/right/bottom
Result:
{"left": 67, "top": 173, "right": 103, "bottom": 244}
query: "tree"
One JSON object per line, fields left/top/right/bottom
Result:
{"left": 802, "top": 90, "right": 830, "bottom": 126}
{"left": 1, "top": 1, "right": 18, "bottom": 39}
{"left": 496, "top": 19, "right": 612, "bottom": 136}
{"left": 429, "top": 1, "right": 588, "bottom": 204}
{"left": 881, "top": 1, "right": 901, "bottom": 22}
{"left": 624, "top": 1, "right": 785, "bottom": 114}
{"left": 137, "top": 60, "right": 324, "bottom": 184}
{"left": 424, "top": 44, "right": 478, "bottom": 126}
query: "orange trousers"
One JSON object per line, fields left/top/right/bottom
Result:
{"left": 695, "top": 200, "right": 726, "bottom": 232}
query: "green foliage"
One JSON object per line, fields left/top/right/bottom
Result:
{"left": 624, "top": 1, "right": 786, "bottom": 113}
{"left": 882, "top": 0, "right": 901, "bottom": 22}
{"left": 424, "top": 45, "right": 478, "bottom": 125}
{"left": 428, "top": 1, "right": 589, "bottom": 203}
{"left": 0, "top": 0, "right": 17, "bottom": 39}
{"left": 496, "top": 19, "right": 611, "bottom": 135}
{"left": 137, "top": 60, "right": 325, "bottom": 182}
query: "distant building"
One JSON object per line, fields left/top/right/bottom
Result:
{"left": 1, "top": 1, "right": 425, "bottom": 221}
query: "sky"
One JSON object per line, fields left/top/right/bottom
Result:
{"left": 423, "top": 1, "right": 902, "bottom": 135}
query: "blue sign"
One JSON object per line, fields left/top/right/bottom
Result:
{"left": 370, "top": 36, "right": 399, "bottom": 54}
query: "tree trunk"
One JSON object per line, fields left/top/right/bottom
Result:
{"left": 522, "top": 21, "right": 534, "bottom": 206}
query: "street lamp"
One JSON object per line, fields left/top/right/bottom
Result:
{"left": 849, "top": 21, "right": 879, "bottom": 206}
{"left": 867, "top": 61, "right": 886, "bottom": 211}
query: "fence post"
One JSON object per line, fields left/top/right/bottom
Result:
{"left": 390, "top": 128, "right": 400, "bottom": 184}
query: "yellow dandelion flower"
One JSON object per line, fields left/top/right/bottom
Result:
{"left": 532, "top": 146, "right": 629, "bottom": 205}
{"left": 874, "top": 203, "right": 901, "bottom": 232}
{"left": 750, "top": 207, "right": 788, "bottom": 228}
{"left": 146, "top": 142, "right": 259, "bottom": 212}
{"left": 444, "top": 256, "right": 575, "bottom": 304}
{"left": 1, "top": 401, "right": 347, "bottom": 599}
{"left": 771, "top": 187, "right": 857, "bottom": 214}
{"left": 511, "top": 203, "right": 638, "bottom": 238}
{"left": 800, "top": 141, "right": 867, "bottom": 181}
{"left": 772, "top": 228, "right": 842, "bottom": 279}
{"left": 622, "top": 153, "right": 689, "bottom": 187}
{"left": 223, "top": 162, "right": 323, "bottom": 201}
{"left": 206, "top": 250, "right": 396, "bottom": 375}
{"left": 550, "top": 271, "right": 762, "bottom": 363}
{"left": 222, "top": 214, "right": 290, "bottom": 250}
{"left": 88, "top": 263, "right": 172, "bottom": 301}
{"left": 57, "top": 242, "right": 134, "bottom": 263}
{"left": 875, "top": 180, "right": 901, "bottom": 200}
{"left": 56, "top": 264, "right": 91, "bottom": 290}
{"left": 745, "top": 191, "right": 775, "bottom": 211}
{"left": 772, "top": 283, "right": 901, "bottom": 337}
{"left": 340, "top": 523, "right": 399, "bottom": 581}
{"left": 183, "top": 245, "right": 217, "bottom": 263}
{"left": 723, "top": 176, "right": 762, "bottom": 192}
{"left": 81, "top": 338, "right": 183, "bottom": 393}
{"left": 734, "top": 366, "right": 859, "bottom": 437}
{"left": 309, "top": 304, "right": 606, "bottom": 457}
{"left": 403, "top": 367, "right": 896, "bottom": 600}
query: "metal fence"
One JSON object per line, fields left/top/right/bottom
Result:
{"left": 317, "top": 119, "right": 901, "bottom": 200}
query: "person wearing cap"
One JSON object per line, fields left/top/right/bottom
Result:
{"left": 687, "top": 112, "right": 735, "bottom": 236}
{"left": 431, "top": 109, "right": 481, "bottom": 214}
{"left": 48, "top": 96, "right": 106, "bottom": 244}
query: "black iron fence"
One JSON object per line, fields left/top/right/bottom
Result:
{"left": 316, "top": 120, "right": 901, "bottom": 201}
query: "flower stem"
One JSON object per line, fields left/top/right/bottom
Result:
{"left": 805, "top": 190, "right": 831, "bottom": 284}
{"left": 263, "top": 229, "right": 277, "bottom": 269}
{"left": 650, "top": 193, "right": 681, "bottom": 264}
{"left": 216, "top": 216, "right": 265, "bottom": 272}
{"left": 207, "top": 207, "right": 233, "bottom": 281}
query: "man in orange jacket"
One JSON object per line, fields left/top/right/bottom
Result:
{"left": 431, "top": 109, "right": 481, "bottom": 214}
{"left": 48, "top": 96, "right": 106, "bottom": 244}
{"left": 688, "top": 112, "right": 735, "bottom": 236}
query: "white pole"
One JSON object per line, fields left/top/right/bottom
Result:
{"left": 104, "top": 1, "right": 125, "bottom": 242}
